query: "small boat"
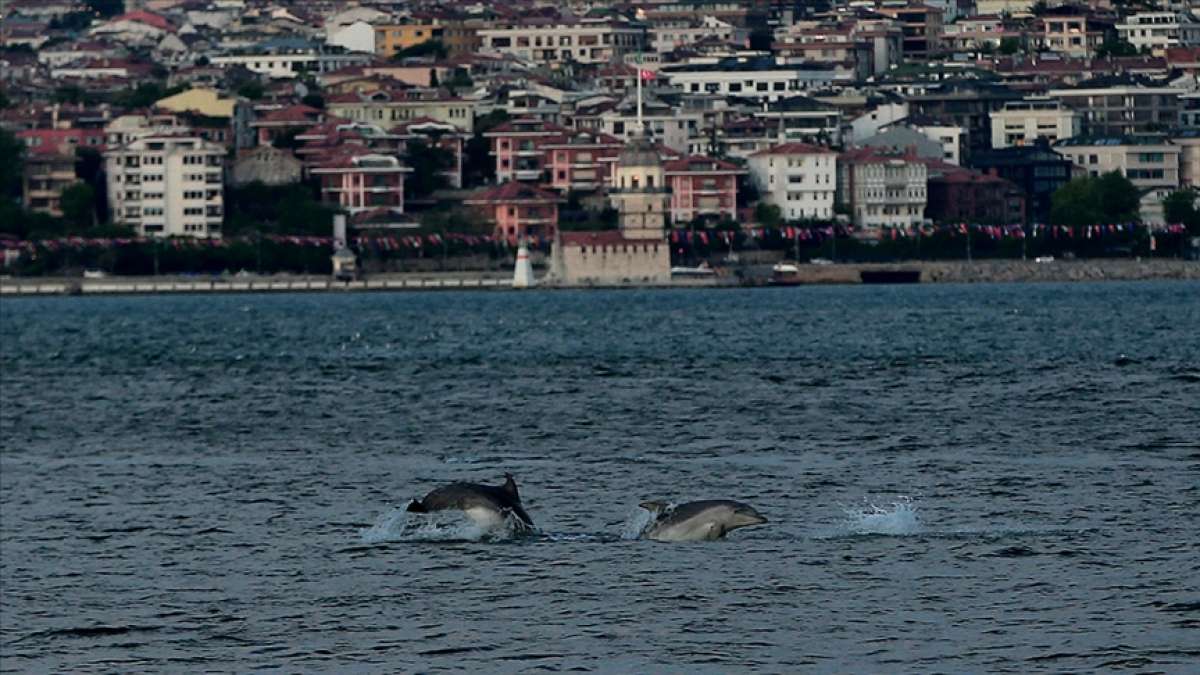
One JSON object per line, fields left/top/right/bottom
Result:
{"left": 670, "top": 262, "right": 716, "bottom": 277}
{"left": 860, "top": 269, "right": 921, "bottom": 284}
{"left": 769, "top": 262, "right": 804, "bottom": 285}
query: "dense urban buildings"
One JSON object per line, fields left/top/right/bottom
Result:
{"left": 1, "top": 0, "right": 1197, "bottom": 248}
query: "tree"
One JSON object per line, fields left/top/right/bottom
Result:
{"left": 236, "top": 81, "right": 265, "bottom": 101}
{"left": 998, "top": 37, "right": 1020, "bottom": 55}
{"left": 1163, "top": 189, "right": 1200, "bottom": 235}
{"left": 748, "top": 27, "right": 773, "bottom": 52}
{"left": 1096, "top": 36, "right": 1138, "bottom": 58}
{"left": 60, "top": 183, "right": 97, "bottom": 230}
{"left": 755, "top": 202, "right": 783, "bottom": 227}
{"left": 112, "top": 82, "right": 170, "bottom": 110}
{"left": 83, "top": 0, "right": 124, "bottom": 18}
{"left": 0, "top": 128, "right": 23, "bottom": 202}
{"left": 1050, "top": 172, "right": 1140, "bottom": 226}
{"left": 463, "top": 109, "right": 509, "bottom": 187}
{"left": 391, "top": 40, "right": 448, "bottom": 60}
{"left": 301, "top": 93, "right": 324, "bottom": 109}
{"left": 404, "top": 139, "right": 453, "bottom": 198}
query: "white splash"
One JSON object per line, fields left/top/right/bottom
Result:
{"left": 840, "top": 497, "right": 922, "bottom": 536}
{"left": 359, "top": 507, "right": 527, "bottom": 544}
{"left": 619, "top": 504, "right": 666, "bottom": 540}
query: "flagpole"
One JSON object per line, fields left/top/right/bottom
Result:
{"left": 636, "top": 56, "right": 643, "bottom": 133}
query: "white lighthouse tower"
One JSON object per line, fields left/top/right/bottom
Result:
{"left": 512, "top": 238, "right": 535, "bottom": 288}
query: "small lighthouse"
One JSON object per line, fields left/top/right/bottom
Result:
{"left": 512, "top": 239, "right": 535, "bottom": 288}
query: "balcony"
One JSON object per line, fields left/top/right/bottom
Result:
{"left": 514, "top": 169, "right": 543, "bottom": 181}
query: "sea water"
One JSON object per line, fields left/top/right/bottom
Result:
{"left": 1, "top": 283, "right": 1198, "bottom": 672}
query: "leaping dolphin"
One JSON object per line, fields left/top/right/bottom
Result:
{"left": 406, "top": 474, "right": 535, "bottom": 531}
{"left": 638, "top": 500, "right": 768, "bottom": 541}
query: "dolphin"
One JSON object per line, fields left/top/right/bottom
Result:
{"left": 406, "top": 473, "right": 535, "bottom": 531}
{"left": 638, "top": 500, "right": 768, "bottom": 542}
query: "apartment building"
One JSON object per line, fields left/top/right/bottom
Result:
{"left": 373, "top": 23, "right": 444, "bottom": 58}
{"left": 658, "top": 57, "right": 845, "bottom": 103}
{"left": 1038, "top": 7, "right": 1109, "bottom": 58}
{"left": 838, "top": 148, "right": 928, "bottom": 229}
{"left": 748, "top": 143, "right": 838, "bottom": 221}
{"left": 105, "top": 133, "right": 226, "bottom": 238}
{"left": 1116, "top": 12, "right": 1200, "bottom": 55}
{"left": 990, "top": 98, "right": 1083, "bottom": 149}
{"left": 1048, "top": 81, "right": 1185, "bottom": 137}
{"left": 477, "top": 17, "right": 645, "bottom": 66}
{"left": 485, "top": 118, "right": 571, "bottom": 184}
{"left": 22, "top": 153, "right": 77, "bottom": 217}
{"left": 650, "top": 17, "right": 735, "bottom": 53}
{"left": 324, "top": 89, "right": 477, "bottom": 134}
{"left": 209, "top": 37, "right": 371, "bottom": 79}
{"left": 876, "top": 3, "right": 944, "bottom": 60}
{"left": 1055, "top": 136, "right": 1181, "bottom": 190}
{"left": 663, "top": 156, "right": 743, "bottom": 224}
{"left": 542, "top": 130, "right": 624, "bottom": 193}
{"left": 309, "top": 149, "right": 410, "bottom": 215}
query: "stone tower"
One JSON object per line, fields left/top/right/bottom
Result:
{"left": 611, "top": 134, "right": 669, "bottom": 240}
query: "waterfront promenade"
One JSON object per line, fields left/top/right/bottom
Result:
{"left": 0, "top": 260, "right": 1196, "bottom": 296}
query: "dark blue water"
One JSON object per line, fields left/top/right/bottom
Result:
{"left": 2, "top": 283, "right": 1199, "bottom": 672}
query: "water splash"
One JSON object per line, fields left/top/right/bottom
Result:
{"left": 619, "top": 504, "right": 665, "bottom": 540}
{"left": 359, "top": 507, "right": 527, "bottom": 544}
{"left": 839, "top": 497, "right": 922, "bottom": 536}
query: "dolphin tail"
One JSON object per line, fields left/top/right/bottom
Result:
{"left": 405, "top": 499, "right": 427, "bottom": 514}
{"left": 508, "top": 504, "right": 535, "bottom": 529}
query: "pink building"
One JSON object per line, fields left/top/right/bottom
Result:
{"left": 541, "top": 130, "right": 624, "bottom": 193}
{"left": 465, "top": 182, "right": 561, "bottom": 239}
{"left": 484, "top": 117, "right": 569, "bottom": 183}
{"left": 663, "top": 156, "right": 743, "bottom": 224}
{"left": 310, "top": 148, "right": 410, "bottom": 214}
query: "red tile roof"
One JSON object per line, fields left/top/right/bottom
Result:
{"left": 108, "top": 11, "right": 174, "bottom": 32}
{"left": 464, "top": 182, "right": 562, "bottom": 204}
{"left": 749, "top": 142, "right": 835, "bottom": 157}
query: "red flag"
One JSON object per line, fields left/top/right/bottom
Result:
{"left": 640, "top": 69, "right": 654, "bottom": 81}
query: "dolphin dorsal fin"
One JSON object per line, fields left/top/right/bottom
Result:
{"left": 502, "top": 473, "right": 519, "bottom": 498}
{"left": 639, "top": 500, "right": 669, "bottom": 514}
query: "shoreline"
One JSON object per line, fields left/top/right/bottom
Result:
{"left": 1, "top": 259, "right": 1196, "bottom": 297}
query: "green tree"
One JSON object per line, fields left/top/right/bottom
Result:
{"left": 464, "top": 109, "right": 509, "bottom": 187}
{"left": 755, "top": 202, "right": 783, "bottom": 227}
{"left": 1163, "top": 189, "right": 1200, "bottom": 234}
{"left": 0, "top": 128, "right": 22, "bottom": 202}
{"left": 405, "top": 140, "right": 453, "bottom": 199}
{"left": 83, "top": 0, "right": 124, "bottom": 18}
{"left": 998, "top": 37, "right": 1020, "bottom": 55}
{"left": 1096, "top": 36, "right": 1138, "bottom": 58}
{"left": 748, "top": 27, "right": 773, "bottom": 51}
{"left": 236, "top": 81, "right": 265, "bottom": 101}
{"left": 391, "top": 40, "right": 448, "bottom": 60}
{"left": 1050, "top": 172, "right": 1140, "bottom": 226}
{"left": 0, "top": 89, "right": 10, "bottom": 109}
{"left": 60, "top": 182, "right": 97, "bottom": 230}
{"left": 112, "top": 82, "right": 170, "bottom": 109}
{"left": 301, "top": 93, "right": 325, "bottom": 109}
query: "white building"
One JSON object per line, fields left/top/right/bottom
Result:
{"left": 599, "top": 91, "right": 701, "bottom": 153}
{"left": 650, "top": 17, "right": 735, "bottom": 53}
{"left": 1116, "top": 12, "right": 1200, "bottom": 55}
{"left": 659, "top": 58, "right": 845, "bottom": 103}
{"left": 325, "top": 20, "right": 378, "bottom": 55}
{"left": 105, "top": 133, "right": 226, "bottom": 238}
{"left": 748, "top": 143, "right": 838, "bottom": 221}
{"left": 849, "top": 101, "right": 910, "bottom": 144}
{"left": 1054, "top": 137, "right": 1181, "bottom": 190}
{"left": 838, "top": 149, "right": 928, "bottom": 229}
{"left": 210, "top": 37, "right": 371, "bottom": 79}
{"left": 478, "top": 17, "right": 645, "bottom": 66}
{"left": 990, "top": 98, "right": 1083, "bottom": 149}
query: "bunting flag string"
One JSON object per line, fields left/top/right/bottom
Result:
{"left": 0, "top": 223, "right": 1191, "bottom": 256}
